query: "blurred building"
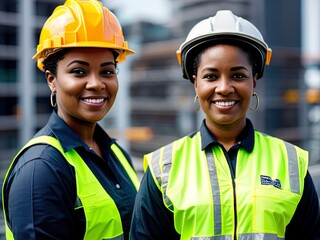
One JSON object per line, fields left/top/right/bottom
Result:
{"left": 0, "top": 0, "right": 64, "bottom": 177}
{"left": 127, "top": 0, "right": 320, "bottom": 165}
{"left": 0, "top": 0, "right": 319, "bottom": 181}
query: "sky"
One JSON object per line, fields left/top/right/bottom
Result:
{"left": 103, "top": 0, "right": 172, "bottom": 24}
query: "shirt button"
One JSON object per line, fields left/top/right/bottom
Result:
{"left": 116, "top": 184, "right": 121, "bottom": 189}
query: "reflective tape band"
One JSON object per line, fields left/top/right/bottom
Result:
{"left": 191, "top": 233, "right": 283, "bottom": 240}
{"left": 162, "top": 144, "right": 174, "bottom": 209}
{"left": 205, "top": 148, "right": 222, "bottom": 235}
{"left": 191, "top": 235, "right": 231, "bottom": 240}
{"left": 284, "top": 142, "right": 300, "bottom": 194}
{"left": 151, "top": 147, "right": 162, "bottom": 186}
{"left": 150, "top": 143, "right": 174, "bottom": 209}
{"left": 239, "top": 233, "right": 284, "bottom": 240}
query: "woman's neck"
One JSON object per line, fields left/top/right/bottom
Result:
{"left": 60, "top": 114, "right": 102, "bottom": 157}
{"left": 206, "top": 119, "right": 245, "bottom": 151}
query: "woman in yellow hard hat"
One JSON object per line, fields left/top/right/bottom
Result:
{"left": 130, "top": 10, "right": 320, "bottom": 240}
{"left": 2, "top": 0, "right": 139, "bottom": 239}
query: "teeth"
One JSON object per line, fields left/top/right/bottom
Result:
{"left": 215, "top": 101, "right": 235, "bottom": 107}
{"left": 83, "top": 98, "right": 104, "bottom": 104}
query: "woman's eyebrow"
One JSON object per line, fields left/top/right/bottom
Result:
{"left": 230, "top": 66, "right": 249, "bottom": 71}
{"left": 201, "top": 67, "right": 218, "bottom": 73}
{"left": 66, "top": 61, "right": 115, "bottom": 67}
{"left": 67, "top": 60, "right": 89, "bottom": 67}
{"left": 101, "top": 62, "right": 116, "bottom": 67}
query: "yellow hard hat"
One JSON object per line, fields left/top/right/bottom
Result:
{"left": 176, "top": 10, "right": 272, "bottom": 82}
{"left": 33, "top": 0, "right": 134, "bottom": 71}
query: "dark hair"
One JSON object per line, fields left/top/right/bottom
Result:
{"left": 192, "top": 40, "right": 258, "bottom": 78}
{"left": 42, "top": 48, "right": 119, "bottom": 76}
{"left": 42, "top": 49, "right": 69, "bottom": 76}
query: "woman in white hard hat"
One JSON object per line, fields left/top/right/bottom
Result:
{"left": 130, "top": 10, "right": 320, "bottom": 239}
{"left": 2, "top": 0, "right": 139, "bottom": 239}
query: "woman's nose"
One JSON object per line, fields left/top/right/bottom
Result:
{"left": 215, "top": 77, "right": 234, "bottom": 95}
{"left": 86, "top": 74, "right": 105, "bottom": 90}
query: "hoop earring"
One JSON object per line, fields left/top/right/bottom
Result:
{"left": 249, "top": 92, "right": 259, "bottom": 111}
{"left": 194, "top": 95, "right": 200, "bottom": 112}
{"left": 50, "top": 91, "right": 57, "bottom": 108}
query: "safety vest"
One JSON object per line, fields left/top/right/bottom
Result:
{"left": 144, "top": 131, "right": 308, "bottom": 240}
{"left": 3, "top": 136, "right": 140, "bottom": 240}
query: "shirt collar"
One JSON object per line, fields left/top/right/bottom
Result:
{"left": 45, "top": 110, "right": 113, "bottom": 152}
{"left": 200, "top": 118, "right": 254, "bottom": 153}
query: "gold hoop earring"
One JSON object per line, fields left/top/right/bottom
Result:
{"left": 249, "top": 92, "right": 259, "bottom": 111}
{"left": 194, "top": 95, "right": 200, "bottom": 112}
{"left": 50, "top": 91, "right": 57, "bottom": 108}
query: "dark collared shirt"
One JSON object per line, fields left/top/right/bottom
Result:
{"left": 130, "top": 119, "right": 320, "bottom": 240}
{"left": 4, "top": 110, "right": 137, "bottom": 240}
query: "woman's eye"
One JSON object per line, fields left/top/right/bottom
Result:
{"left": 203, "top": 74, "right": 217, "bottom": 80}
{"left": 232, "top": 73, "right": 247, "bottom": 79}
{"left": 101, "top": 69, "right": 116, "bottom": 77}
{"left": 71, "top": 69, "right": 87, "bottom": 76}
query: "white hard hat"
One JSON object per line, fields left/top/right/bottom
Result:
{"left": 176, "top": 10, "right": 272, "bottom": 82}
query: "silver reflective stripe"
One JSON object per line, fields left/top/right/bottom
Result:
{"left": 150, "top": 143, "right": 174, "bottom": 210}
{"left": 162, "top": 144, "right": 173, "bottom": 209}
{"left": 151, "top": 148, "right": 162, "bottom": 186}
{"left": 284, "top": 141, "right": 300, "bottom": 194}
{"left": 205, "top": 148, "right": 222, "bottom": 235}
{"left": 238, "top": 233, "right": 284, "bottom": 240}
{"left": 191, "top": 233, "right": 283, "bottom": 239}
{"left": 191, "top": 235, "right": 232, "bottom": 240}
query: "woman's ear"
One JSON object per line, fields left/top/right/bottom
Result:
{"left": 46, "top": 70, "right": 56, "bottom": 92}
{"left": 193, "top": 75, "right": 197, "bottom": 93}
{"left": 253, "top": 73, "right": 258, "bottom": 89}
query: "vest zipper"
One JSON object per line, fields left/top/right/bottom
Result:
{"left": 224, "top": 150, "right": 238, "bottom": 240}
{"left": 232, "top": 177, "right": 237, "bottom": 240}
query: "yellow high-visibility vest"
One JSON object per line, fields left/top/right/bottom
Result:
{"left": 145, "top": 131, "right": 308, "bottom": 240}
{"left": 3, "top": 136, "right": 140, "bottom": 240}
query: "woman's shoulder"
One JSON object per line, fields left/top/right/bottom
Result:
{"left": 10, "top": 140, "right": 75, "bottom": 180}
{"left": 254, "top": 131, "right": 305, "bottom": 148}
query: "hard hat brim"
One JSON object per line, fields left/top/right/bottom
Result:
{"left": 33, "top": 42, "right": 135, "bottom": 60}
{"left": 33, "top": 43, "right": 135, "bottom": 72}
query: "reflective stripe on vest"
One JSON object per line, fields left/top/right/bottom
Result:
{"left": 145, "top": 131, "right": 308, "bottom": 240}
{"left": 190, "top": 233, "right": 285, "bottom": 239}
{"left": 3, "top": 136, "right": 140, "bottom": 240}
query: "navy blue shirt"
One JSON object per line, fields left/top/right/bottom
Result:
{"left": 3, "top": 110, "right": 137, "bottom": 240}
{"left": 130, "top": 119, "right": 320, "bottom": 240}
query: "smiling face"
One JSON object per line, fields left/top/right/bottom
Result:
{"left": 193, "top": 44, "right": 257, "bottom": 131}
{"left": 46, "top": 48, "right": 118, "bottom": 127}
